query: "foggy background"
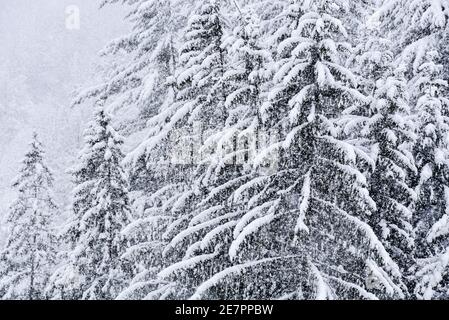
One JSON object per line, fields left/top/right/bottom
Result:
{"left": 0, "top": 0, "right": 130, "bottom": 244}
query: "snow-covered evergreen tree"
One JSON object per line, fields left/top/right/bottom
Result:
{"left": 146, "top": 7, "right": 274, "bottom": 300}
{"left": 146, "top": 0, "right": 405, "bottom": 300}
{"left": 373, "top": 0, "right": 449, "bottom": 87}
{"left": 411, "top": 50, "right": 449, "bottom": 299}
{"left": 412, "top": 51, "right": 449, "bottom": 258}
{"left": 46, "top": 106, "right": 131, "bottom": 300}
{"left": 371, "top": 0, "right": 449, "bottom": 297}
{"left": 114, "top": 0, "right": 231, "bottom": 299}
{"left": 345, "top": 23, "right": 418, "bottom": 282}
{"left": 364, "top": 69, "right": 417, "bottom": 288}
{"left": 177, "top": 0, "right": 228, "bottom": 134}
{"left": 0, "top": 133, "right": 58, "bottom": 300}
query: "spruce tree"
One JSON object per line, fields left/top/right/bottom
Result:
{"left": 412, "top": 51, "right": 449, "bottom": 299}
{"left": 46, "top": 106, "right": 131, "bottom": 300}
{"left": 148, "top": 8, "right": 272, "bottom": 300}
{"left": 364, "top": 68, "right": 417, "bottom": 290}
{"left": 115, "top": 0, "right": 230, "bottom": 299}
{"left": 0, "top": 133, "right": 58, "bottom": 300}
{"left": 373, "top": 0, "right": 449, "bottom": 297}
{"left": 152, "top": 0, "right": 405, "bottom": 300}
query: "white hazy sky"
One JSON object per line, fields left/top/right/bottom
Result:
{"left": 0, "top": 0, "right": 129, "bottom": 106}
{"left": 0, "top": 0, "right": 130, "bottom": 241}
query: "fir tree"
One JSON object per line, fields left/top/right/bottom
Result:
{"left": 147, "top": 7, "right": 273, "bottom": 300}
{"left": 176, "top": 0, "right": 228, "bottom": 134}
{"left": 364, "top": 69, "right": 417, "bottom": 291}
{"left": 115, "top": 0, "right": 230, "bottom": 299}
{"left": 345, "top": 20, "right": 417, "bottom": 289}
{"left": 151, "top": 0, "right": 405, "bottom": 300}
{"left": 46, "top": 106, "right": 131, "bottom": 300}
{"left": 0, "top": 133, "right": 58, "bottom": 300}
{"left": 412, "top": 51, "right": 449, "bottom": 299}
{"left": 372, "top": 0, "right": 449, "bottom": 297}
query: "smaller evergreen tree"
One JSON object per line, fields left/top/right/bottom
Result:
{"left": 412, "top": 51, "right": 449, "bottom": 299}
{"left": 0, "top": 133, "right": 58, "bottom": 300}
{"left": 363, "top": 67, "right": 417, "bottom": 285}
{"left": 47, "top": 106, "right": 132, "bottom": 300}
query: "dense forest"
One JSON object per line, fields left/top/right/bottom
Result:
{"left": 1, "top": 0, "right": 449, "bottom": 300}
